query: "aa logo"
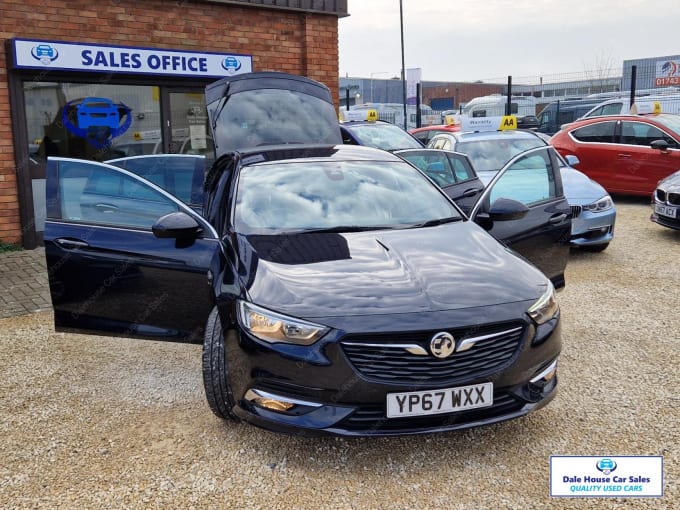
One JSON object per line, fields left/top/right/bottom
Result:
{"left": 500, "top": 115, "right": 517, "bottom": 131}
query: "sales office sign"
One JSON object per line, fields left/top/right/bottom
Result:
{"left": 12, "top": 39, "right": 252, "bottom": 78}
{"left": 550, "top": 456, "right": 663, "bottom": 498}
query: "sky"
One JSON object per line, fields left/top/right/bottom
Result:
{"left": 338, "top": 0, "right": 680, "bottom": 84}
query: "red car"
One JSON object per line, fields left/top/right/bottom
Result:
{"left": 409, "top": 123, "right": 461, "bottom": 145}
{"left": 550, "top": 114, "right": 680, "bottom": 195}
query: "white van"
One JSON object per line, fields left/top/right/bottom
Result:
{"left": 461, "top": 94, "right": 536, "bottom": 117}
{"left": 461, "top": 94, "right": 537, "bottom": 128}
{"left": 582, "top": 94, "right": 680, "bottom": 118}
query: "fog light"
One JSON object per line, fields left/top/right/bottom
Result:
{"left": 244, "top": 388, "right": 322, "bottom": 414}
{"left": 530, "top": 359, "right": 558, "bottom": 386}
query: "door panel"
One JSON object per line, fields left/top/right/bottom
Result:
{"left": 471, "top": 147, "right": 570, "bottom": 288}
{"left": 45, "top": 158, "right": 219, "bottom": 342}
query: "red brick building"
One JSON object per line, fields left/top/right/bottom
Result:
{"left": 0, "top": 0, "right": 347, "bottom": 247}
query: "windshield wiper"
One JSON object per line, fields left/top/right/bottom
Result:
{"left": 409, "top": 217, "right": 463, "bottom": 228}
{"left": 293, "top": 225, "right": 399, "bottom": 234}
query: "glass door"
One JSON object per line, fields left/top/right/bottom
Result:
{"left": 167, "top": 91, "right": 213, "bottom": 157}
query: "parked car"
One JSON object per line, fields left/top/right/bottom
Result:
{"left": 581, "top": 94, "right": 680, "bottom": 118}
{"left": 536, "top": 97, "right": 607, "bottom": 136}
{"left": 393, "top": 148, "right": 484, "bottom": 214}
{"left": 340, "top": 120, "right": 423, "bottom": 151}
{"left": 550, "top": 114, "right": 680, "bottom": 195}
{"left": 44, "top": 72, "right": 566, "bottom": 437}
{"left": 651, "top": 169, "right": 680, "bottom": 230}
{"left": 428, "top": 129, "right": 616, "bottom": 251}
{"left": 409, "top": 123, "right": 461, "bottom": 145}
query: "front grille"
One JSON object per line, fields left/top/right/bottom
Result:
{"left": 338, "top": 392, "right": 524, "bottom": 432}
{"left": 656, "top": 189, "right": 667, "bottom": 202}
{"left": 669, "top": 192, "right": 680, "bottom": 206}
{"left": 570, "top": 205, "right": 582, "bottom": 218}
{"left": 340, "top": 322, "right": 525, "bottom": 384}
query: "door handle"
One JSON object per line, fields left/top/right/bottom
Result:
{"left": 549, "top": 213, "right": 568, "bottom": 224}
{"left": 54, "top": 238, "right": 90, "bottom": 250}
{"left": 462, "top": 188, "right": 480, "bottom": 198}
{"left": 617, "top": 153, "right": 632, "bottom": 159}
{"left": 94, "top": 203, "right": 119, "bottom": 213}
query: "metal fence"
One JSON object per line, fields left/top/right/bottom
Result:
{"left": 341, "top": 56, "right": 680, "bottom": 126}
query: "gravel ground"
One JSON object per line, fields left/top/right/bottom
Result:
{"left": 1, "top": 197, "right": 678, "bottom": 509}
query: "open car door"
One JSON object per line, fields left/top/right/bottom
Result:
{"left": 44, "top": 157, "right": 220, "bottom": 342}
{"left": 469, "top": 146, "right": 571, "bottom": 289}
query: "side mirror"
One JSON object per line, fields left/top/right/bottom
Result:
{"left": 152, "top": 211, "right": 202, "bottom": 240}
{"left": 473, "top": 198, "right": 530, "bottom": 231}
{"left": 565, "top": 154, "right": 580, "bottom": 166}
{"left": 651, "top": 139, "right": 670, "bottom": 153}
{"left": 488, "top": 198, "right": 530, "bottom": 221}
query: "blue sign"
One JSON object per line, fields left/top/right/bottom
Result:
{"left": 62, "top": 98, "right": 132, "bottom": 149}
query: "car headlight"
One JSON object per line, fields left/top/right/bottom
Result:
{"left": 237, "top": 301, "right": 329, "bottom": 345}
{"left": 527, "top": 283, "right": 559, "bottom": 325}
{"left": 582, "top": 195, "right": 613, "bottom": 213}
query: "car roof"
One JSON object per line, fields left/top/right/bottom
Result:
{"left": 410, "top": 124, "right": 460, "bottom": 133}
{"left": 559, "top": 113, "right": 679, "bottom": 130}
{"left": 340, "top": 120, "right": 394, "bottom": 128}
{"left": 435, "top": 129, "right": 545, "bottom": 142}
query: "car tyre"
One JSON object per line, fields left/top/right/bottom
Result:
{"left": 582, "top": 243, "right": 609, "bottom": 253}
{"left": 202, "top": 307, "right": 238, "bottom": 420}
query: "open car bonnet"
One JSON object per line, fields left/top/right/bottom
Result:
{"left": 206, "top": 72, "right": 343, "bottom": 157}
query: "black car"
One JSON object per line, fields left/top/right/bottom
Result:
{"left": 651, "top": 170, "right": 680, "bottom": 230}
{"left": 393, "top": 148, "right": 485, "bottom": 215}
{"left": 45, "top": 72, "right": 568, "bottom": 436}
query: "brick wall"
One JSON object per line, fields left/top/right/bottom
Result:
{"left": 0, "top": 0, "right": 339, "bottom": 245}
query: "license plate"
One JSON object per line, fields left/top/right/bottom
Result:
{"left": 386, "top": 382, "right": 493, "bottom": 418}
{"left": 655, "top": 203, "right": 678, "bottom": 218}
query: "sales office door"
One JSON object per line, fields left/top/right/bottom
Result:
{"left": 166, "top": 91, "right": 213, "bottom": 158}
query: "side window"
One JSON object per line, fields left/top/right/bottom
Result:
{"left": 489, "top": 150, "right": 556, "bottom": 207}
{"left": 58, "top": 160, "right": 179, "bottom": 229}
{"left": 539, "top": 111, "right": 551, "bottom": 130}
{"left": 109, "top": 156, "right": 205, "bottom": 206}
{"left": 448, "top": 154, "right": 475, "bottom": 181}
{"left": 557, "top": 111, "right": 575, "bottom": 125}
{"left": 601, "top": 103, "right": 622, "bottom": 116}
{"left": 621, "top": 122, "right": 676, "bottom": 147}
{"left": 570, "top": 122, "right": 616, "bottom": 143}
{"left": 430, "top": 138, "right": 446, "bottom": 150}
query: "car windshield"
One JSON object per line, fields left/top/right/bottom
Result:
{"left": 456, "top": 137, "right": 545, "bottom": 172}
{"left": 654, "top": 115, "right": 680, "bottom": 136}
{"left": 345, "top": 124, "right": 422, "bottom": 150}
{"left": 233, "top": 160, "right": 461, "bottom": 234}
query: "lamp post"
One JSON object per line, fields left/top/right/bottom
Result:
{"left": 370, "top": 72, "right": 388, "bottom": 103}
{"left": 399, "top": 0, "right": 407, "bottom": 129}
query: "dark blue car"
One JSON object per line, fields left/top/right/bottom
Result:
{"left": 44, "top": 73, "right": 569, "bottom": 436}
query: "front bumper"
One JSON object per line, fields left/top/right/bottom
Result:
{"left": 651, "top": 199, "right": 680, "bottom": 230}
{"left": 569, "top": 206, "right": 616, "bottom": 247}
{"left": 224, "top": 302, "right": 561, "bottom": 437}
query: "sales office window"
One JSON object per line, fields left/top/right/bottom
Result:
{"left": 23, "top": 81, "right": 211, "bottom": 233}
{"left": 24, "top": 82, "right": 162, "bottom": 163}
